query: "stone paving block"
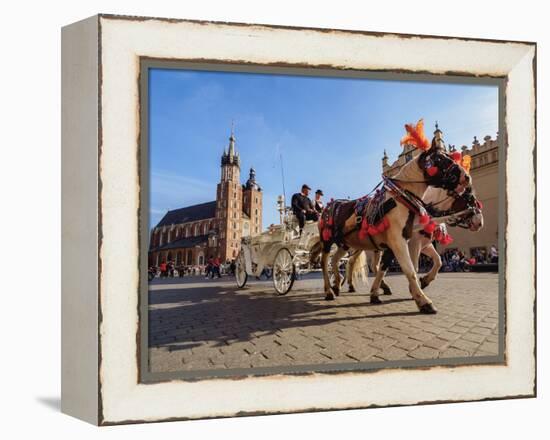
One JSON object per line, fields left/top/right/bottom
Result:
{"left": 447, "top": 325, "right": 471, "bottom": 334}
{"left": 345, "top": 346, "right": 378, "bottom": 361}
{"left": 478, "top": 341, "right": 499, "bottom": 354}
{"left": 439, "top": 347, "right": 470, "bottom": 358}
{"left": 409, "top": 331, "right": 436, "bottom": 342}
{"left": 423, "top": 337, "right": 451, "bottom": 351}
{"left": 394, "top": 338, "right": 421, "bottom": 351}
{"left": 149, "top": 273, "right": 500, "bottom": 372}
{"left": 437, "top": 330, "right": 462, "bottom": 342}
{"left": 408, "top": 346, "right": 440, "bottom": 359}
{"left": 367, "top": 337, "right": 398, "bottom": 351}
{"left": 450, "top": 338, "right": 481, "bottom": 354}
{"left": 376, "top": 346, "right": 409, "bottom": 361}
{"left": 470, "top": 326, "right": 493, "bottom": 336}
{"left": 462, "top": 332, "right": 486, "bottom": 343}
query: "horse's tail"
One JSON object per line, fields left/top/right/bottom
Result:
{"left": 347, "top": 250, "right": 369, "bottom": 288}
{"left": 309, "top": 237, "right": 322, "bottom": 265}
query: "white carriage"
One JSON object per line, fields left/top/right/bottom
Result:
{"left": 235, "top": 196, "right": 346, "bottom": 295}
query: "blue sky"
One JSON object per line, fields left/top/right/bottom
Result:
{"left": 148, "top": 68, "right": 498, "bottom": 229}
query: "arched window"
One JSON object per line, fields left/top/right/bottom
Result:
{"left": 194, "top": 224, "right": 199, "bottom": 236}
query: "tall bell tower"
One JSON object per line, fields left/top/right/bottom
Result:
{"left": 216, "top": 127, "right": 242, "bottom": 261}
{"left": 242, "top": 167, "right": 262, "bottom": 236}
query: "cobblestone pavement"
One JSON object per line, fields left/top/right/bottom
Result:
{"left": 148, "top": 272, "right": 500, "bottom": 373}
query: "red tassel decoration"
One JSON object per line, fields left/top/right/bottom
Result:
{"left": 367, "top": 225, "right": 378, "bottom": 236}
{"left": 424, "top": 222, "right": 436, "bottom": 234}
{"left": 327, "top": 217, "right": 334, "bottom": 226}
{"left": 322, "top": 228, "right": 332, "bottom": 241}
{"left": 439, "top": 235, "right": 453, "bottom": 245}
{"left": 419, "top": 214, "right": 430, "bottom": 225}
{"left": 319, "top": 218, "right": 324, "bottom": 229}
{"left": 426, "top": 166, "right": 439, "bottom": 177}
{"left": 451, "top": 151, "right": 462, "bottom": 162}
{"left": 476, "top": 200, "right": 483, "bottom": 209}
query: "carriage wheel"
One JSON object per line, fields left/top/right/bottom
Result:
{"left": 235, "top": 251, "right": 248, "bottom": 288}
{"left": 273, "top": 248, "right": 295, "bottom": 295}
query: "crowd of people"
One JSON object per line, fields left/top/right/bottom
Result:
{"left": 441, "top": 245, "right": 498, "bottom": 272}
{"left": 151, "top": 257, "right": 237, "bottom": 280}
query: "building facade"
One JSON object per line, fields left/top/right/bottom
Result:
{"left": 382, "top": 127, "right": 499, "bottom": 259}
{"left": 148, "top": 131, "right": 262, "bottom": 267}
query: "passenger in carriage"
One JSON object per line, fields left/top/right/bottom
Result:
{"left": 291, "top": 184, "right": 319, "bottom": 235}
{"left": 313, "top": 189, "right": 324, "bottom": 214}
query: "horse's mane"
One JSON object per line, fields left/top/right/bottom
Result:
{"left": 394, "top": 153, "right": 425, "bottom": 183}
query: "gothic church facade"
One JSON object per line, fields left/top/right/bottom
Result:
{"left": 148, "top": 131, "right": 262, "bottom": 267}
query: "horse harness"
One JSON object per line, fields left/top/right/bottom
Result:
{"left": 321, "top": 177, "right": 430, "bottom": 251}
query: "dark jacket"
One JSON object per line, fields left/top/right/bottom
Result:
{"left": 314, "top": 200, "right": 324, "bottom": 213}
{"left": 291, "top": 192, "right": 314, "bottom": 215}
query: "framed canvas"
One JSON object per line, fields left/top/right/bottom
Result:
{"left": 61, "top": 14, "right": 536, "bottom": 425}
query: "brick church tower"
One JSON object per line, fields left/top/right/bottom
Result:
{"left": 243, "top": 167, "right": 263, "bottom": 236}
{"left": 216, "top": 130, "right": 242, "bottom": 261}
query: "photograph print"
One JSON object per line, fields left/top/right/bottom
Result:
{"left": 142, "top": 63, "right": 503, "bottom": 380}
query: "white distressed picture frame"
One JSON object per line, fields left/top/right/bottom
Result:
{"left": 61, "top": 14, "right": 536, "bottom": 425}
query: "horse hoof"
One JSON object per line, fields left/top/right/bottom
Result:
{"left": 332, "top": 287, "right": 340, "bottom": 297}
{"left": 419, "top": 303, "right": 438, "bottom": 314}
{"left": 325, "top": 293, "right": 335, "bottom": 301}
{"left": 382, "top": 287, "right": 393, "bottom": 296}
{"left": 370, "top": 296, "right": 382, "bottom": 305}
{"left": 420, "top": 276, "right": 429, "bottom": 289}
{"left": 349, "top": 285, "right": 356, "bottom": 293}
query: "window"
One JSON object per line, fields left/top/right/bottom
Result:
{"left": 255, "top": 197, "right": 258, "bottom": 204}
{"left": 233, "top": 232, "right": 237, "bottom": 239}
{"left": 233, "top": 222, "right": 237, "bottom": 229}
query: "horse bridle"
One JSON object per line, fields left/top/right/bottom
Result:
{"left": 393, "top": 151, "right": 464, "bottom": 192}
{"left": 427, "top": 189, "right": 482, "bottom": 229}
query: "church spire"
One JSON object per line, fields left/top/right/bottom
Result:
{"left": 228, "top": 123, "right": 236, "bottom": 158}
{"left": 221, "top": 123, "right": 240, "bottom": 168}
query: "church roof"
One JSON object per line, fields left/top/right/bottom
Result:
{"left": 156, "top": 201, "right": 216, "bottom": 228}
{"left": 151, "top": 234, "right": 209, "bottom": 252}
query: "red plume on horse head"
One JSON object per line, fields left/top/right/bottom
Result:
{"left": 400, "top": 119, "right": 431, "bottom": 151}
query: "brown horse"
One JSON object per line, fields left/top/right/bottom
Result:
{"left": 319, "top": 122, "right": 470, "bottom": 314}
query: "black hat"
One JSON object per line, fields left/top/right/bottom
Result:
{"left": 301, "top": 184, "right": 311, "bottom": 190}
{"left": 315, "top": 189, "right": 324, "bottom": 196}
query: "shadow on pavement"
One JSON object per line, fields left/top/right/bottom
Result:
{"left": 148, "top": 281, "right": 420, "bottom": 349}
